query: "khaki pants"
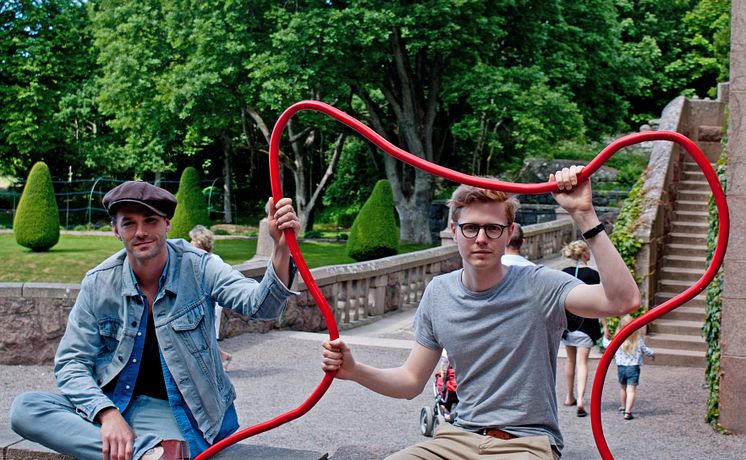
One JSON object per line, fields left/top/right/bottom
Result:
{"left": 386, "top": 423, "right": 561, "bottom": 460}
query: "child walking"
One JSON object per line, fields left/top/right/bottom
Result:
{"left": 602, "top": 314, "right": 655, "bottom": 420}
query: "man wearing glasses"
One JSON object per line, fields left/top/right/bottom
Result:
{"left": 321, "top": 166, "right": 640, "bottom": 459}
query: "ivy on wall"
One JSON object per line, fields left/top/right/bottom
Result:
{"left": 607, "top": 170, "right": 647, "bottom": 334}
{"left": 703, "top": 140, "right": 727, "bottom": 431}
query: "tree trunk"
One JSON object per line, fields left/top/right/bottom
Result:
{"left": 222, "top": 135, "right": 233, "bottom": 224}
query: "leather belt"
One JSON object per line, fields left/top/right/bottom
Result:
{"left": 478, "top": 428, "right": 517, "bottom": 440}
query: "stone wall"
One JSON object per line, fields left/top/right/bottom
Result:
{"left": 0, "top": 283, "right": 79, "bottom": 365}
{"left": 720, "top": 0, "right": 746, "bottom": 434}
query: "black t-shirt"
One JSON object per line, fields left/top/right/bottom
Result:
{"left": 562, "top": 266, "right": 603, "bottom": 341}
{"left": 101, "top": 310, "right": 169, "bottom": 400}
{"left": 133, "top": 311, "right": 168, "bottom": 400}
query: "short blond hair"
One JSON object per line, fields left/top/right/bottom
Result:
{"left": 447, "top": 182, "right": 520, "bottom": 223}
{"left": 189, "top": 225, "right": 214, "bottom": 253}
{"left": 562, "top": 240, "right": 589, "bottom": 261}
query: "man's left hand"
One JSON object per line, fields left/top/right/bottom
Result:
{"left": 267, "top": 197, "right": 301, "bottom": 247}
{"left": 550, "top": 165, "right": 594, "bottom": 218}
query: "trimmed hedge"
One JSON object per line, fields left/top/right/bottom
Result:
{"left": 346, "top": 179, "right": 399, "bottom": 261}
{"left": 13, "top": 162, "right": 60, "bottom": 252}
{"left": 168, "top": 167, "right": 209, "bottom": 239}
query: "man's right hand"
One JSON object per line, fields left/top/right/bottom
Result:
{"left": 321, "top": 338, "right": 356, "bottom": 380}
{"left": 96, "top": 407, "right": 135, "bottom": 460}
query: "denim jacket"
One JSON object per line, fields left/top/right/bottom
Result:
{"left": 54, "top": 239, "right": 297, "bottom": 443}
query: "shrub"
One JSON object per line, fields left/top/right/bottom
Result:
{"left": 303, "top": 230, "right": 323, "bottom": 239}
{"left": 13, "top": 162, "right": 60, "bottom": 252}
{"left": 168, "top": 167, "right": 210, "bottom": 239}
{"left": 346, "top": 180, "right": 399, "bottom": 261}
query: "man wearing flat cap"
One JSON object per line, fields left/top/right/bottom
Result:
{"left": 11, "top": 180, "right": 301, "bottom": 460}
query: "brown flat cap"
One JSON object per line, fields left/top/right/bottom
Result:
{"left": 102, "top": 181, "right": 177, "bottom": 219}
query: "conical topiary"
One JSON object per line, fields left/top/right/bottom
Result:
{"left": 13, "top": 161, "right": 60, "bottom": 252}
{"left": 168, "top": 167, "right": 210, "bottom": 239}
{"left": 346, "top": 179, "right": 399, "bottom": 261}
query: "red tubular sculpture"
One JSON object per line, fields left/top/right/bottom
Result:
{"left": 195, "top": 100, "right": 729, "bottom": 460}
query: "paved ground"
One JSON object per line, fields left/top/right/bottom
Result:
{"left": 2, "top": 304, "right": 745, "bottom": 459}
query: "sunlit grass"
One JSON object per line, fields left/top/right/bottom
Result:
{"left": 0, "top": 234, "right": 435, "bottom": 283}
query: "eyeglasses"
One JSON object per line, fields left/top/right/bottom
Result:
{"left": 456, "top": 222, "right": 510, "bottom": 240}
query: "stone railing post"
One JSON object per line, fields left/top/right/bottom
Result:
{"left": 371, "top": 275, "right": 388, "bottom": 316}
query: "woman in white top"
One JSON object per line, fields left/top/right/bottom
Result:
{"left": 189, "top": 225, "right": 233, "bottom": 370}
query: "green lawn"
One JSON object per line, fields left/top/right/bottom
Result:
{"left": 0, "top": 234, "right": 433, "bottom": 283}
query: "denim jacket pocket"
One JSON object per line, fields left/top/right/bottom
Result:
{"left": 97, "top": 318, "right": 122, "bottom": 354}
{"left": 169, "top": 299, "right": 209, "bottom": 355}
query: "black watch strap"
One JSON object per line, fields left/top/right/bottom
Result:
{"left": 582, "top": 223, "right": 606, "bottom": 240}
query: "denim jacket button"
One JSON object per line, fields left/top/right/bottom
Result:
{"left": 131, "top": 321, "right": 137, "bottom": 327}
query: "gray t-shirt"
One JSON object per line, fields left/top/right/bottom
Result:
{"left": 414, "top": 265, "right": 582, "bottom": 452}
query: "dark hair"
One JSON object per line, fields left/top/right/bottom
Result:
{"left": 506, "top": 223, "right": 524, "bottom": 249}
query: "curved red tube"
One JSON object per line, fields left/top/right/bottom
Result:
{"left": 195, "top": 100, "right": 729, "bottom": 460}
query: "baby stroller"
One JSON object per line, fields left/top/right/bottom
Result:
{"left": 419, "top": 354, "right": 458, "bottom": 437}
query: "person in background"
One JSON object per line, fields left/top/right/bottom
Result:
{"left": 189, "top": 225, "right": 233, "bottom": 371}
{"left": 602, "top": 314, "right": 655, "bottom": 420}
{"left": 322, "top": 166, "right": 640, "bottom": 459}
{"left": 560, "top": 240, "right": 609, "bottom": 418}
{"left": 500, "top": 223, "right": 535, "bottom": 267}
{"left": 10, "top": 181, "right": 300, "bottom": 460}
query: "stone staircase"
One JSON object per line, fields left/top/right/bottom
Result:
{"left": 645, "top": 159, "right": 713, "bottom": 367}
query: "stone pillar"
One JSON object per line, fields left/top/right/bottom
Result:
{"left": 253, "top": 217, "right": 273, "bottom": 260}
{"left": 720, "top": 0, "right": 746, "bottom": 434}
{"left": 371, "top": 275, "right": 388, "bottom": 316}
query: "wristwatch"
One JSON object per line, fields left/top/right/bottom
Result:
{"left": 582, "top": 223, "right": 606, "bottom": 240}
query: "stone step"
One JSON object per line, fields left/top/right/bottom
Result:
{"left": 654, "top": 292, "right": 706, "bottom": 309}
{"left": 667, "top": 233, "right": 707, "bottom": 246}
{"left": 674, "top": 200, "right": 708, "bottom": 212}
{"left": 645, "top": 347, "right": 705, "bottom": 368}
{"left": 682, "top": 161, "right": 716, "bottom": 172}
{"left": 648, "top": 319, "right": 703, "bottom": 336}
{"left": 663, "top": 254, "right": 707, "bottom": 269}
{"left": 660, "top": 266, "right": 705, "bottom": 282}
{"left": 682, "top": 170, "right": 706, "bottom": 181}
{"left": 663, "top": 243, "right": 708, "bottom": 258}
{"left": 658, "top": 277, "right": 704, "bottom": 293}
{"left": 673, "top": 209, "right": 709, "bottom": 222}
{"left": 645, "top": 332, "right": 706, "bottom": 352}
{"left": 679, "top": 179, "right": 712, "bottom": 191}
{"left": 669, "top": 220, "right": 709, "bottom": 235}
{"left": 677, "top": 189, "right": 711, "bottom": 201}
{"left": 655, "top": 304, "right": 706, "bottom": 321}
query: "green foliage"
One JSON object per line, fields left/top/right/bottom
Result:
{"left": 303, "top": 230, "right": 323, "bottom": 239}
{"left": 13, "top": 162, "right": 60, "bottom": 252}
{"left": 0, "top": 0, "right": 96, "bottom": 176}
{"left": 346, "top": 180, "right": 399, "bottom": 261}
{"left": 168, "top": 167, "right": 209, "bottom": 239}
{"left": 321, "top": 137, "right": 383, "bottom": 227}
{"left": 607, "top": 169, "right": 648, "bottom": 334}
{"left": 704, "top": 139, "right": 727, "bottom": 430}
{"left": 610, "top": 172, "right": 646, "bottom": 275}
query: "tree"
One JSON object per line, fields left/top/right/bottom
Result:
{"left": 13, "top": 162, "right": 60, "bottom": 251}
{"left": 282, "top": 1, "right": 628, "bottom": 243}
{"left": 0, "top": 0, "right": 96, "bottom": 176}
{"left": 346, "top": 180, "right": 399, "bottom": 261}
{"left": 169, "top": 167, "right": 209, "bottom": 239}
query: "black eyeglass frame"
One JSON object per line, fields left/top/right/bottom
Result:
{"left": 455, "top": 222, "right": 511, "bottom": 240}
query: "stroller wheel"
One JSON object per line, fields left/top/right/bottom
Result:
{"left": 432, "top": 414, "right": 444, "bottom": 434}
{"left": 419, "top": 406, "right": 435, "bottom": 437}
